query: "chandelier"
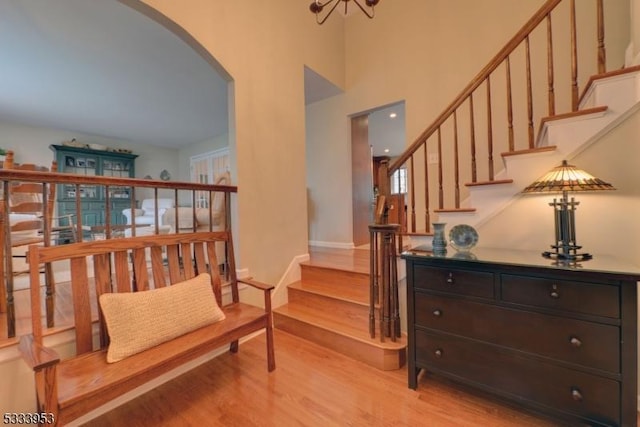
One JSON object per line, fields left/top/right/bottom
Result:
{"left": 310, "top": 0, "right": 380, "bottom": 25}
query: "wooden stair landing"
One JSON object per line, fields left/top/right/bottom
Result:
{"left": 273, "top": 246, "right": 406, "bottom": 371}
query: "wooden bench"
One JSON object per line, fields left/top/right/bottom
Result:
{"left": 19, "top": 231, "right": 275, "bottom": 426}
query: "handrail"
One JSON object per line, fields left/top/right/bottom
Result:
{"left": 0, "top": 169, "right": 236, "bottom": 339}
{"left": 381, "top": 0, "right": 608, "bottom": 236}
{"left": 389, "top": 0, "right": 562, "bottom": 174}
{"left": 0, "top": 169, "right": 237, "bottom": 193}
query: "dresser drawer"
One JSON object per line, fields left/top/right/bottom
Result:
{"left": 415, "top": 329, "right": 620, "bottom": 426}
{"left": 501, "top": 274, "right": 619, "bottom": 318}
{"left": 412, "top": 265, "right": 494, "bottom": 298}
{"left": 415, "top": 293, "right": 620, "bottom": 373}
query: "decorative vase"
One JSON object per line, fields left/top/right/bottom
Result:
{"left": 431, "top": 222, "right": 447, "bottom": 254}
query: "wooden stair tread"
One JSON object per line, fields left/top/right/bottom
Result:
{"left": 289, "top": 280, "right": 369, "bottom": 306}
{"left": 274, "top": 304, "right": 405, "bottom": 351}
{"left": 433, "top": 208, "right": 476, "bottom": 213}
{"left": 536, "top": 106, "right": 608, "bottom": 138}
{"left": 465, "top": 179, "right": 513, "bottom": 187}
{"left": 501, "top": 145, "right": 556, "bottom": 157}
{"left": 304, "top": 246, "right": 370, "bottom": 275}
{"left": 579, "top": 64, "right": 640, "bottom": 105}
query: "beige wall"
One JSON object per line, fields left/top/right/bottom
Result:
{"left": 136, "top": 0, "right": 346, "bottom": 282}
{"left": 0, "top": 120, "right": 178, "bottom": 180}
{"left": 306, "top": 95, "right": 352, "bottom": 246}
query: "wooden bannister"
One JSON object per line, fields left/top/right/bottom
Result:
{"left": 0, "top": 169, "right": 237, "bottom": 339}
{"left": 382, "top": 0, "right": 609, "bottom": 235}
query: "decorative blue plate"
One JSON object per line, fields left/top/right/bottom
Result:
{"left": 449, "top": 224, "right": 478, "bottom": 251}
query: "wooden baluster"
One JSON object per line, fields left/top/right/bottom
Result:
{"left": 369, "top": 226, "right": 377, "bottom": 338}
{"left": 0, "top": 183, "right": 5, "bottom": 316}
{"left": 570, "top": 0, "right": 579, "bottom": 111}
{"left": 453, "top": 110, "right": 460, "bottom": 208}
{"left": 506, "top": 56, "right": 515, "bottom": 151}
{"left": 389, "top": 229, "right": 400, "bottom": 340}
{"left": 547, "top": 13, "right": 556, "bottom": 116}
{"left": 75, "top": 184, "right": 82, "bottom": 242}
{"left": 423, "top": 141, "right": 430, "bottom": 232}
{"left": 469, "top": 94, "right": 477, "bottom": 183}
{"left": 486, "top": 76, "right": 494, "bottom": 180}
{"left": 381, "top": 228, "right": 388, "bottom": 342}
{"left": 105, "top": 185, "right": 112, "bottom": 239}
{"left": 42, "top": 181, "right": 54, "bottom": 328}
{"left": 526, "top": 36, "right": 534, "bottom": 148}
{"left": 409, "top": 155, "right": 416, "bottom": 233}
{"left": 129, "top": 187, "right": 136, "bottom": 238}
{"left": 597, "top": 0, "right": 606, "bottom": 74}
{"left": 2, "top": 181, "right": 14, "bottom": 338}
{"left": 437, "top": 127, "right": 444, "bottom": 209}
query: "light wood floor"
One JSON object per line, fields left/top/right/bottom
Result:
{"left": 89, "top": 330, "right": 563, "bottom": 427}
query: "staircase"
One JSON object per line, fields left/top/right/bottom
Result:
{"left": 273, "top": 247, "right": 406, "bottom": 371}
{"left": 378, "top": 0, "right": 638, "bottom": 248}
{"left": 409, "top": 65, "right": 640, "bottom": 249}
{"left": 275, "top": 0, "right": 637, "bottom": 371}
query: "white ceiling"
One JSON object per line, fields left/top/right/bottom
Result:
{"left": 0, "top": 0, "right": 405, "bottom": 155}
{"left": 0, "top": 0, "right": 229, "bottom": 148}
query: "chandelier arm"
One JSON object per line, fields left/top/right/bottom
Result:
{"left": 352, "top": 0, "right": 375, "bottom": 19}
{"left": 316, "top": 0, "right": 342, "bottom": 25}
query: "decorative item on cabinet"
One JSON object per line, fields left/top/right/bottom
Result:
{"left": 522, "top": 160, "right": 615, "bottom": 261}
{"left": 449, "top": 224, "right": 478, "bottom": 252}
{"left": 431, "top": 222, "right": 447, "bottom": 255}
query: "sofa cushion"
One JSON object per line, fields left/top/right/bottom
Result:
{"left": 99, "top": 273, "right": 225, "bottom": 363}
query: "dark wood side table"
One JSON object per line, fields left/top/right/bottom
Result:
{"left": 403, "top": 248, "right": 640, "bottom": 426}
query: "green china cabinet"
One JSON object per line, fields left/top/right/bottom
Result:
{"left": 50, "top": 145, "right": 138, "bottom": 227}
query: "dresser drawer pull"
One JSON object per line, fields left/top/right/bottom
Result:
{"left": 550, "top": 284, "right": 560, "bottom": 299}
{"left": 569, "top": 336, "right": 582, "bottom": 348}
{"left": 433, "top": 309, "right": 442, "bottom": 317}
{"left": 434, "top": 349, "right": 443, "bottom": 358}
{"left": 446, "top": 272, "right": 454, "bottom": 284}
{"left": 571, "top": 387, "right": 583, "bottom": 402}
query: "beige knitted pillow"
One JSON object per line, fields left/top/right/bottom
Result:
{"left": 99, "top": 273, "right": 225, "bottom": 363}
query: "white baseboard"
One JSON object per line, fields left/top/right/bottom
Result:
{"left": 308, "top": 240, "right": 355, "bottom": 249}
{"left": 271, "top": 253, "right": 310, "bottom": 308}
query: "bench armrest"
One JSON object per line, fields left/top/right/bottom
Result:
{"left": 238, "top": 277, "right": 274, "bottom": 292}
{"left": 19, "top": 334, "right": 60, "bottom": 371}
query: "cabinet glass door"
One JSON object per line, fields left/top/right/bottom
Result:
{"left": 61, "top": 154, "right": 98, "bottom": 200}
{"left": 102, "top": 159, "right": 132, "bottom": 200}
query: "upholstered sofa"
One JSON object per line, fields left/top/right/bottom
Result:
{"left": 122, "top": 198, "right": 175, "bottom": 228}
{"left": 161, "top": 172, "right": 229, "bottom": 234}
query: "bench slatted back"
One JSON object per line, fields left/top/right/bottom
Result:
{"left": 27, "top": 231, "right": 232, "bottom": 355}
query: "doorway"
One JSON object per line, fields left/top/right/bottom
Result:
{"left": 351, "top": 102, "right": 406, "bottom": 246}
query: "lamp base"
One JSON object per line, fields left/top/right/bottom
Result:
{"left": 542, "top": 250, "right": 593, "bottom": 261}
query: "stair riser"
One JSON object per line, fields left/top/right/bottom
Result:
{"left": 288, "top": 287, "right": 372, "bottom": 327}
{"left": 273, "top": 313, "right": 405, "bottom": 371}
{"left": 301, "top": 264, "right": 369, "bottom": 288}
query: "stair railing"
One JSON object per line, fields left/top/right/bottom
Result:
{"left": 378, "top": 0, "right": 608, "bottom": 235}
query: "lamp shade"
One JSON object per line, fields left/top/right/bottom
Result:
{"left": 522, "top": 160, "right": 615, "bottom": 194}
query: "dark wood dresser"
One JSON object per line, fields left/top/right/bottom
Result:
{"left": 403, "top": 248, "right": 640, "bottom": 426}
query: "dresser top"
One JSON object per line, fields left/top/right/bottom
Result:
{"left": 402, "top": 247, "right": 640, "bottom": 280}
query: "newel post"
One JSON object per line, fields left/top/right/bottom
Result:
{"left": 369, "top": 223, "right": 401, "bottom": 342}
